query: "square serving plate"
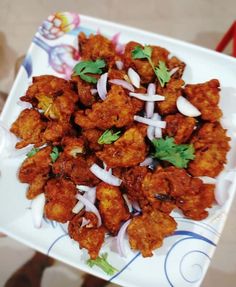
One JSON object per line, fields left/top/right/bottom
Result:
{"left": 1, "top": 12, "right": 236, "bottom": 287}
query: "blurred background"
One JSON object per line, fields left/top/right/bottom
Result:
{"left": 0, "top": 0, "right": 236, "bottom": 286}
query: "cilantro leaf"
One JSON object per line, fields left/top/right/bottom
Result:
{"left": 26, "top": 147, "right": 40, "bottom": 158}
{"left": 50, "top": 146, "right": 60, "bottom": 163}
{"left": 73, "top": 59, "right": 106, "bottom": 83}
{"left": 132, "top": 45, "right": 152, "bottom": 59}
{"left": 154, "top": 61, "right": 171, "bottom": 87}
{"left": 98, "top": 130, "right": 121, "bottom": 145}
{"left": 131, "top": 46, "right": 171, "bottom": 87}
{"left": 152, "top": 137, "right": 195, "bottom": 168}
{"left": 87, "top": 253, "right": 118, "bottom": 276}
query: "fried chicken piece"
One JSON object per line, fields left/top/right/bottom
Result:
{"left": 167, "top": 56, "right": 186, "bottom": 79}
{"left": 176, "top": 184, "right": 215, "bottom": 220}
{"left": 20, "top": 75, "right": 73, "bottom": 106}
{"left": 184, "top": 79, "right": 222, "bottom": 122}
{"left": 156, "top": 78, "right": 184, "bottom": 115}
{"left": 19, "top": 146, "right": 52, "bottom": 183}
{"left": 61, "top": 136, "right": 85, "bottom": 158}
{"left": 44, "top": 178, "right": 77, "bottom": 223}
{"left": 82, "top": 129, "right": 103, "bottom": 151}
{"left": 97, "top": 126, "right": 147, "bottom": 168}
{"left": 121, "top": 166, "right": 149, "bottom": 203}
{"left": 123, "top": 41, "right": 169, "bottom": 84}
{"left": 108, "top": 68, "right": 126, "bottom": 80}
{"left": 96, "top": 183, "right": 130, "bottom": 235}
{"left": 26, "top": 174, "right": 48, "bottom": 199}
{"left": 71, "top": 75, "right": 96, "bottom": 107}
{"left": 52, "top": 152, "right": 100, "bottom": 186}
{"left": 163, "top": 113, "right": 196, "bottom": 144}
{"left": 74, "top": 85, "right": 135, "bottom": 130}
{"left": 42, "top": 121, "right": 72, "bottom": 144}
{"left": 10, "top": 109, "right": 46, "bottom": 148}
{"left": 188, "top": 122, "right": 230, "bottom": 177}
{"left": 78, "top": 32, "right": 117, "bottom": 67}
{"left": 127, "top": 210, "right": 177, "bottom": 257}
{"left": 68, "top": 212, "right": 106, "bottom": 259}
{"left": 142, "top": 166, "right": 214, "bottom": 217}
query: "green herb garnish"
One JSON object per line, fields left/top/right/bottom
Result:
{"left": 50, "top": 146, "right": 60, "bottom": 163}
{"left": 26, "top": 147, "right": 40, "bottom": 158}
{"left": 98, "top": 129, "right": 121, "bottom": 145}
{"left": 152, "top": 137, "right": 195, "bottom": 168}
{"left": 154, "top": 61, "right": 171, "bottom": 87}
{"left": 132, "top": 45, "right": 171, "bottom": 87}
{"left": 73, "top": 59, "right": 106, "bottom": 83}
{"left": 87, "top": 253, "right": 118, "bottom": 275}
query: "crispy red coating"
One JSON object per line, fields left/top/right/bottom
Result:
{"left": 127, "top": 210, "right": 177, "bottom": 257}
{"left": 163, "top": 113, "right": 196, "bottom": 144}
{"left": 96, "top": 183, "right": 130, "bottom": 235}
{"left": 61, "top": 136, "right": 85, "bottom": 158}
{"left": 44, "top": 178, "right": 77, "bottom": 223}
{"left": 26, "top": 174, "right": 48, "bottom": 199}
{"left": 78, "top": 32, "right": 117, "bottom": 67}
{"left": 156, "top": 79, "right": 184, "bottom": 115}
{"left": 20, "top": 75, "right": 73, "bottom": 105}
{"left": 123, "top": 41, "right": 169, "bottom": 84}
{"left": 184, "top": 79, "right": 222, "bottom": 122}
{"left": 97, "top": 126, "right": 147, "bottom": 168}
{"left": 188, "top": 122, "right": 230, "bottom": 177}
{"left": 18, "top": 146, "right": 52, "bottom": 184}
{"left": 74, "top": 85, "right": 135, "bottom": 130}
{"left": 167, "top": 56, "right": 186, "bottom": 79}
{"left": 52, "top": 152, "right": 100, "bottom": 186}
{"left": 42, "top": 121, "right": 72, "bottom": 144}
{"left": 68, "top": 212, "right": 106, "bottom": 259}
{"left": 82, "top": 129, "right": 103, "bottom": 151}
{"left": 142, "top": 166, "right": 215, "bottom": 218}
{"left": 10, "top": 109, "right": 46, "bottom": 148}
{"left": 176, "top": 184, "right": 215, "bottom": 220}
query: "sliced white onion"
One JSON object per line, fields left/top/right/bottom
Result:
{"left": 132, "top": 201, "right": 141, "bottom": 212}
{"left": 140, "top": 157, "right": 153, "bottom": 167}
{"left": 117, "top": 219, "right": 132, "bottom": 257}
{"left": 176, "top": 96, "right": 201, "bottom": 117}
{"left": 147, "top": 125, "right": 155, "bottom": 141}
{"left": 198, "top": 176, "right": 217, "bottom": 184}
{"left": 90, "top": 88, "right": 98, "bottom": 95}
{"left": 122, "top": 194, "right": 133, "bottom": 212}
{"left": 145, "top": 83, "right": 156, "bottom": 118}
{"left": 76, "top": 185, "right": 94, "bottom": 192}
{"left": 109, "top": 79, "right": 134, "bottom": 92}
{"left": 90, "top": 163, "right": 122, "bottom": 186}
{"left": 17, "top": 100, "right": 32, "bottom": 109}
{"left": 115, "top": 60, "right": 124, "bottom": 70}
{"left": 81, "top": 217, "right": 91, "bottom": 228}
{"left": 169, "top": 67, "right": 179, "bottom": 77}
{"left": 97, "top": 72, "right": 108, "bottom": 100}
{"left": 214, "top": 170, "right": 236, "bottom": 206}
{"left": 83, "top": 187, "right": 96, "bottom": 204}
{"left": 134, "top": 115, "right": 166, "bottom": 128}
{"left": 31, "top": 193, "right": 46, "bottom": 228}
{"left": 128, "top": 68, "right": 140, "bottom": 88}
{"left": 72, "top": 201, "right": 85, "bottom": 214}
{"left": 103, "top": 161, "right": 112, "bottom": 174}
{"left": 76, "top": 194, "right": 102, "bottom": 227}
{"left": 155, "top": 127, "right": 162, "bottom": 138}
{"left": 129, "top": 92, "right": 165, "bottom": 102}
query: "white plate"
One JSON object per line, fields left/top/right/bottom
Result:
{"left": 1, "top": 12, "right": 236, "bottom": 287}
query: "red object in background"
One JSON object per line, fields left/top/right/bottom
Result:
{"left": 216, "top": 21, "right": 236, "bottom": 57}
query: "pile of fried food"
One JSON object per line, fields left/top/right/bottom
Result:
{"left": 10, "top": 32, "right": 230, "bottom": 259}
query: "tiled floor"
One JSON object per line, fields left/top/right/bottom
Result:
{"left": 0, "top": 0, "right": 236, "bottom": 286}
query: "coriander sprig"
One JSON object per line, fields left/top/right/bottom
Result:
{"left": 73, "top": 59, "right": 106, "bottom": 84}
{"left": 152, "top": 137, "right": 195, "bottom": 168}
{"left": 98, "top": 129, "right": 121, "bottom": 145}
{"left": 132, "top": 45, "right": 171, "bottom": 87}
{"left": 87, "top": 253, "right": 118, "bottom": 275}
